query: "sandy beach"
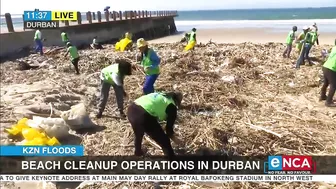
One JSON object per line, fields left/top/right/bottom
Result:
{"left": 150, "top": 28, "right": 336, "bottom": 45}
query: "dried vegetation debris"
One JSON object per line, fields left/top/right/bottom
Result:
{"left": 1, "top": 42, "right": 336, "bottom": 189}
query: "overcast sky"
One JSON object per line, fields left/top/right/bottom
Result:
{"left": 1, "top": 0, "right": 336, "bottom": 14}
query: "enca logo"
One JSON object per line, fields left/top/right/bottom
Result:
{"left": 266, "top": 155, "right": 316, "bottom": 172}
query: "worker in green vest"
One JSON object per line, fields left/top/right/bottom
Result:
{"left": 137, "top": 38, "right": 160, "bottom": 95}
{"left": 34, "top": 29, "right": 43, "bottom": 55}
{"left": 127, "top": 92, "right": 183, "bottom": 158}
{"left": 184, "top": 28, "right": 197, "bottom": 51}
{"left": 283, "top": 26, "right": 297, "bottom": 58}
{"left": 295, "top": 26, "right": 309, "bottom": 54}
{"left": 311, "top": 23, "right": 319, "bottom": 45}
{"left": 64, "top": 42, "right": 80, "bottom": 74}
{"left": 320, "top": 39, "right": 336, "bottom": 107}
{"left": 295, "top": 27, "right": 314, "bottom": 68}
{"left": 60, "top": 31, "right": 69, "bottom": 45}
{"left": 96, "top": 60, "right": 132, "bottom": 118}
{"left": 310, "top": 27, "right": 319, "bottom": 47}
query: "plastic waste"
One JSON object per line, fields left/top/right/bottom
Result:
{"left": 23, "top": 137, "right": 47, "bottom": 146}
{"left": 5, "top": 118, "right": 30, "bottom": 135}
{"left": 6, "top": 127, "right": 20, "bottom": 135}
{"left": 61, "top": 103, "right": 96, "bottom": 130}
{"left": 22, "top": 128, "right": 43, "bottom": 141}
{"left": 115, "top": 41, "right": 121, "bottom": 51}
{"left": 5, "top": 117, "right": 62, "bottom": 146}
{"left": 322, "top": 49, "right": 328, "bottom": 58}
{"left": 120, "top": 38, "right": 132, "bottom": 51}
{"left": 116, "top": 38, "right": 132, "bottom": 52}
{"left": 184, "top": 41, "right": 196, "bottom": 51}
{"left": 47, "top": 137, "right": 61, "bottom": 146}
{"left": 18, "top": 117, "right": 29, "bottom": 125}
{"left": 27, "top": 116, "right": 70, "bottom": 139}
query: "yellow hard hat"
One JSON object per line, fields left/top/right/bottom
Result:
{"left": 137, "top": 38, "right": 148, "bottom": 48}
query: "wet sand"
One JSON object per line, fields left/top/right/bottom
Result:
{"left": 149, "top": 28, "right": 336, "bottom": 45}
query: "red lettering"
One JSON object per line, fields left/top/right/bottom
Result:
{"left": 282, "top": 156, "right": 313, "bottom": 171}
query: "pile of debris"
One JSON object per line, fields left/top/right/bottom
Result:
{"left": 1, "top": 42, "right": 335, "bottom": 189}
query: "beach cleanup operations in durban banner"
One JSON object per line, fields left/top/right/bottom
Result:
{"left": 1, "top": 151, "right": 336, "bottom": 182}
{"left": 23, "top": 10, "right": 77, "bottom": 29}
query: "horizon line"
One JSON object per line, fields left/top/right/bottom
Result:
{"left": 179, "top": 6, "right": 336, "bottom": 11}
{"left": 1, "top": 6, "right": 335, "bottom": 15}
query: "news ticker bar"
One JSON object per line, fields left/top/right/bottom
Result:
{"left": 24, "top": 21, "right": 59, "bottom": 30}
{"left": 0, "top": 146, "right": 83, "bottom": 156}
{"left": 2, "top": 174, "right": 336, "bottom": 182}
{"left": 23, "top": 11, "right": 77, "bottom": 21}
{"left": 1, "top": 156, "right": 335, "bottom": 175}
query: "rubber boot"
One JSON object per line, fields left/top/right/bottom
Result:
{"left": 119, "top": 110, "right": 126, "bottom": 119}
{"left": 325, "top": 102, "right": 336, "bottom": 107}
{"left": 319, "top": 95, "right": 327, "bottom": 101}
{"left": 96, "top": 111, "right": 103, "bottom": 118}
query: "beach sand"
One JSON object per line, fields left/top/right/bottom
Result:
{"left": 149, "top": 28, "right": 336, "bottom": 45}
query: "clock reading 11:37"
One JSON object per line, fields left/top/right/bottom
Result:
{"left": 24, "top": 11, "right": 52, "bottom": 21}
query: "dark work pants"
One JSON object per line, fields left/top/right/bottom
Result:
{"left": 283, "top": 44, "right": 292, "bottom": 58}
{"left": 127, "top": 103, "right": 175, "bottom": 159}
{"left": 71, "top": 58, "right": 80, "bottom": 74}
{"left": 98, "top": 80, "right": 124, "bottom": 114}
{"left": 321, "top": 67, "right": 336, "bottom": 104}
{"left": 296, "top": 44, "right": 312, "bottom": 68}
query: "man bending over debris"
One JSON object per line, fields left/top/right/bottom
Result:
{"left": 137, "top": 38, "right": 161, "bottom": 95}
{"left": 96, "top": 60, "right": 132, "bottom": 118}
{"left": 184, "top": 28, "right": 197, "bottom": 51}
{"left": 91, "top": 36, "right": 103, "bottom": 49}
{"left": 320, "top": 39, "right": 336, "bottom": 107}
{"left": 127, "top": 92, "right": 183, "bottom": 158}
{"left": 64, "top": 42, "right": 80, "bottom": 74}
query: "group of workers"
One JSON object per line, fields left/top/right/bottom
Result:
{"left": 97, "top": 34, "right": 181, "bottom": 158}
{"left": 283, "top": 23, "right": 319, "bottom": 68}
{"left": 31, "top": 25, "right": 334, "bottom": 158}
{"left": 34, "top": 28, "right": 181, "bottom": 158}
{"left": 283, "top": 23, "right": 335, "bottom": 107}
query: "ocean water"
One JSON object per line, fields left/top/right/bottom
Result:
{"left": 1, "top": 7, "right": 336, "bottom": 32}
{"left": 175, "top": 7, "right": 336, "bottom": 32}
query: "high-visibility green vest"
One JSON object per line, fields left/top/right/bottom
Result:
{"left": 101, "top": 64, "right": 119, "bottom": 84}
{"left": 296, "top": 32, "right": 305, "bottom": 50}
{"left": 141, "top": 48, "right": 160, "bottom": 75}
{"left": 323, "top": 46, "right": 336, "bottom": 72}
{"left": 61, "top": 32, "right": 69, "bottom": 42}
{"left": 286, "top": 31, "right": 295, "bottom": 44}
{"left": 34, "top": 30, "right": 41, "bottom": 40}
{"left": 189, "top": 31, "right": 196, "bottom": 42}
{"left": 134, "top": 92, "right": 176, "bottom": 121}
{"left": 310, "top": 31, "right": 317, "bottom": 45}
{"left": 305, "top": 32, "right": 313, "bottom": 44}
{"left": 67, "top": 46, "right": 79, "bottom": 60}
